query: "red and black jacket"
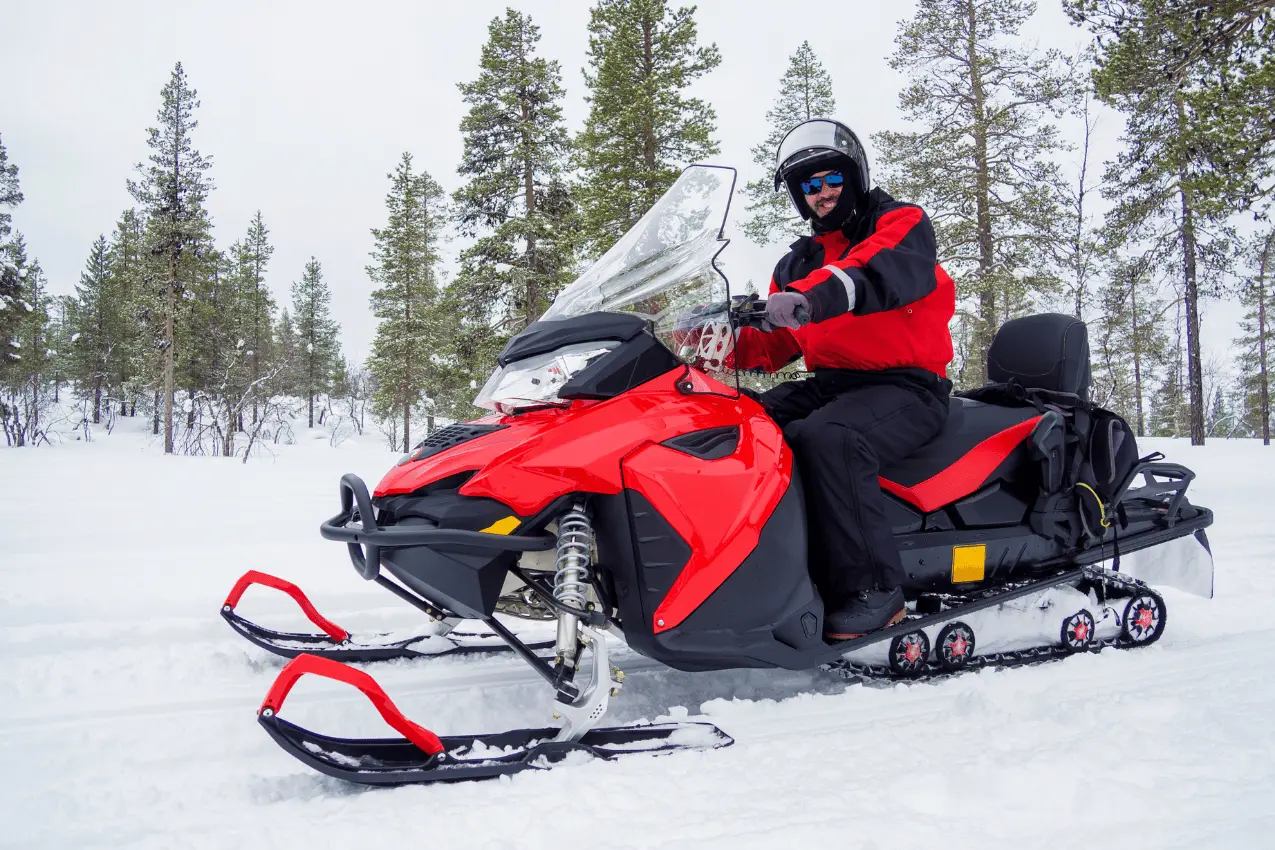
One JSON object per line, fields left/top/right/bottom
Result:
{"left": 736, "top": 188, "right": 956, "bottom": 378}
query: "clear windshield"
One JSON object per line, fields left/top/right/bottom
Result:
{"left": 543, "top": 165, "right": 736, "bottom": 364}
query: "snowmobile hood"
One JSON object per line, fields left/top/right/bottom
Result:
{"left": 376, "top": 367, "right": 749, "bottom": 517}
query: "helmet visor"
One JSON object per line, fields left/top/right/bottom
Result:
{"left": 774, "top": 119, "right": 866, "bottom": 187}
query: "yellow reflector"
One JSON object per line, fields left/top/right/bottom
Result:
{"left": 952, "top": 544, "right": 986, "bottom": 583}
{"left": 479, "top": 516, "right": 520, "bottom": 535}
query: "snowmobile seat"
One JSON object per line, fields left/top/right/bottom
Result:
{"left": 878, "top": 398, "right": 1040, "bottom": 513}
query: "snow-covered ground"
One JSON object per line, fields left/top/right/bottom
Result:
{"left": 3, "top": 417, "right": 1273, "bottom": 850}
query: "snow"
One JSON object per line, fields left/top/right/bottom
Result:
{"left": 69, "top": 332, "right": 80, "bottom": 343}
{"left": 3, "top": 421, "right": 1274, "bottom": 849}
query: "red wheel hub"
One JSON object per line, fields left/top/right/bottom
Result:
{"left": 904, "top": 640, "right": 922, "bottom": 663}
{"left": 1135, "top": 606, "right": 1155, "bottom": 630}
{"left": 948, "top": 635, "right": 969, "bottom": 657}
{"left": 1073, "top": 619, "right": 1089, "bottom": 641}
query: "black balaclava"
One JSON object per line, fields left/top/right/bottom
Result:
{"left": 805, "top": 156, "right": 864, "bottom": 234}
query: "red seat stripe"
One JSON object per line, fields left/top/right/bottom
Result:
{"left": 879, "top": 416, "right": 1042, "bottom": 513}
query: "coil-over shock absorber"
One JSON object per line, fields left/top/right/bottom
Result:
{"left": 552, "top": 501, "right": 592, "bottom": 665}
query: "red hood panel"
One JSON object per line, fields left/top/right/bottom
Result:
{"left": 375, "top": 369, "right": 761, "bottom": 517}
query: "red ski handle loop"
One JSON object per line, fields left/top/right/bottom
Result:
{"left": 259, "top": 653, "right": 445, "bottom": 757}
{"left": 223, "top": 570, "right": 350, "bottom": 643}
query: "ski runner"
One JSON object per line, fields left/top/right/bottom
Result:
{"left": 737, "top": 118, "right": 957, "bottom": 639}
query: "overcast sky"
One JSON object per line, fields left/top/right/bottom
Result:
{"left": 0, "top": 0, "right": 1243, "bottom": 367}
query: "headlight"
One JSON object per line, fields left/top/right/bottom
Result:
{"left": 473, "top": 342, "right": 619, "bottom": 413}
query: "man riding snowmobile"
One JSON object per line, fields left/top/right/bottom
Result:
{"left": 742, "top": 118, "right": 957, "bottom": 639}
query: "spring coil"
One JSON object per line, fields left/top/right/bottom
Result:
{"left": 553, "top": 505, "right": 592, "bottom": 611}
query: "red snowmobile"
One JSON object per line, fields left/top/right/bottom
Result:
{"left": 240, "top": 166, "right": 1215, "bottom": 786}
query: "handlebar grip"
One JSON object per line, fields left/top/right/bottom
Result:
{"left": 794, "top": 304, "right": 812, "bottom": 326}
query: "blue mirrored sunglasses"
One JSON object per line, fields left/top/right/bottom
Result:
{"left": 800, "top": 172, "right": 845, "bottom": 195}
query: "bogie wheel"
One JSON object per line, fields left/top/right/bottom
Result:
{"left": 1061, "top": 609, "right": 1096, "bottom": 653}
{"left": 889, "top": 629, "right": 931, "bottom": 677}
{"left": 1121, "top": 592, "right": 1167, "bottom": 647}
{"left": 936, "top": 622, "right": 976, "bottom": 671}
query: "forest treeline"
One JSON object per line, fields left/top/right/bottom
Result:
{"left": 2, "top": 0, "right": 1273, "bottom": 453}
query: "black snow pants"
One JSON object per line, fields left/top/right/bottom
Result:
{"left": 760, "top": 369, "right": 950, "bottom": 608}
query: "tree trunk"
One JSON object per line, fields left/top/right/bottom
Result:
{"left": 521, "top": 93, "right": 538, "bottom": 330}
{"left": 641, "top": 19, "right": 657, "bottom": 178}
{"left": 402, "top": 392, "right": 410, "bottom": 456}
{"left": 966, "top": 0, "right": 996, "bottom": 377}
{"left": 1178, "top": 182, "right": 1205, "bottom": 445}
{"left": 152, "top": 389, "right": 160, "bottom": 435}
{"left": 93, "top": 377, "right": 102, "bottom": 424}
{"left": 1130, "top": 268, "right": 1146, "bottom": 437}
{"left": 1259, "top": 231, "right": 1272, "bottom": 445}
{"left": 164, "top": 253, "right": 176, "bottom": 454}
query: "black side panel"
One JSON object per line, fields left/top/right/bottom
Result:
{"left": 626, "top": 490, "right": 693, "bottom": 619}
{"left": 559, "top": 332, "right": 680, "bottom": 401}
{"left": 661, "top": 426, "right": 740, "bottom": 460}
{"left": 498, "top": 313, "right": 647, "bottom": 366}
{"left": 951, "top": 481, "right": 1030, "bottom": 528}
{"left": 648, "top": 474, "right": 826, "bottom": 671}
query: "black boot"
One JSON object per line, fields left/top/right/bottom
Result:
{"left": 824, "top": 587, "right": 906, "bottom": 640}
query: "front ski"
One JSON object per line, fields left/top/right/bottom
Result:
{"left": 257, "top": 653, "right": 732, "bottom": 786}
{"left": 222, "top": 570, "right": 553, "bottom": 662}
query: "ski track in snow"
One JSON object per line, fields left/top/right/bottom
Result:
{"left": 2, "top": 424, "right": 1274, "bottom": 849}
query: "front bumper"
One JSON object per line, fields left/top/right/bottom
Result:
{"left": 319, "top": 473, "right": 556, "bottom": 617}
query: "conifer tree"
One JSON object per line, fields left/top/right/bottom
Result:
{"left": 1, "top": 236, "right": 51, "bottom": 444}
{"left": 872, "top": 0, "right": 1078, "bottom": 385}
{"left": 446, "top": 9, "right": 578, "bottom": 415}
{"left": 1089, "top": 253, "right": 1169, "bottom": 434}
{"left": 742, "top": 42, "right": 836, "bottom": 244}
{"left": 576, "top": 0, "right": 721, "bottom": 256}
{"left": 106, "top": 209, "right": 147, "bottom": 416}
{"left": 67, "top": 235, "right": 116, "bottom": 422}
{"left": 1, "top": 133, "right": 25, "bottom": 367}
{"left": 1234, "top": 229, "right": 1274, "bottom": 444}
{"left": 274, "top": 309, "right": 299, "bottom": 397}
{"left": 291, "top": 257, "right": 341, "bottom": 428}
{"left": 237, "top": 211, "right": 275, "bottom": 423}
{"left": 1070, "top": 0, "right": 1275, "bottom": 444}
{"left": 127, "top": 62, "right": 215, "bottom": 454}
{"left": 367, "top": 153, "right": 447, "bottom": 453}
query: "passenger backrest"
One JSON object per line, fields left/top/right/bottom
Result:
{"left": 987, "top": 313, "right": 1091, "bottom": 401}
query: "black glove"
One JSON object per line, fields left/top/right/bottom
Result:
{"left": 764, "top": 291, "right": 812, "bottom": 330}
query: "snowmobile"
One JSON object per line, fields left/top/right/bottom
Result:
{"left": 249, "top": 165, "right": 1215, "bottom": 786}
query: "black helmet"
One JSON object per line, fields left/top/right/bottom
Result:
{"left": 773, "top": 118, "right": 871, "bottom": 222}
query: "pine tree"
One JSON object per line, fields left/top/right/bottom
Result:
{"left": 445, "top": 9, "right": 578, "bottom": 417}
{"left": 1, "top": 236, "right": 51, "bottom": 445}
{"left": 1089, "top": 253, "right": 1169, "bottom": 435}
{"left": 367, "top": 153, "right": 447, "bottom": 453}
{"left": 274, "top": 309, "right": 299, "bottom": 397}
{"left": 576, "top": 0, "right": 721, "bottom": 256}
{"left": 237, "top": 211, "right": 275, "bottom": 423}
{"left": 1234, "top": 229, "right": 1274, "bottom": 444}
{"left": 127, "top": 62, "right": 215, "bottom": 454}
{"left": 1069, "top": 1, "right": 1275, "bottom": 445}
{"left": 742, "top": 42, "right": 836, "bottom": 244}
{"left": 106, "top": 209, "right": 148, "bottom": 417}
{"left": 67, "top": 235, "right": 116, "bottom": 422}
{"left": 872, "top": 0, "right": 1079, "bottom": 385}
{"left": 1149, "top": 306, "right": 1191, "bottom": 437}
{"left": 1, "top": 133, "right": 25, "bottom": 367}
{"left": 291, "top": 257, "right": 341, "bottom": 428}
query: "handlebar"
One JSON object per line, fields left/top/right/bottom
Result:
{"left": 730, "top": 295, "right": 812, "bottom": 330}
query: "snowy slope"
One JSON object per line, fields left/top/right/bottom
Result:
{"left": 2, "top": 422, "right": 1274, "bottom": 850}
